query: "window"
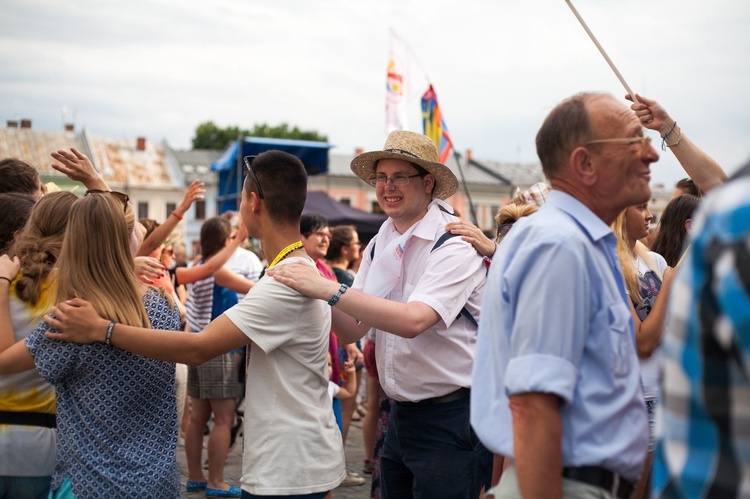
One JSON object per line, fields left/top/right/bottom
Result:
{"left": 166, "top": 202, "right": 177, "bottom": 217}
{"left": 138, "top": 202, "right": 149, "bottom": 220}
{"left": 371, "top": 201, "right": 384, "bottom": 214}
{"left": 338, "top": 197, "right": 351, "bottom": 206}
{"left": 195, "top": 200, "right": 206, "bottom": 220}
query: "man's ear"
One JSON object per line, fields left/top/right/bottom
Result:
{"left": 570, "top": 146, "right": 597, "bottom": 187}
{"left": 424, "top": 174, "right": 436, "bottom": 195}
{"left": 250, "top": 191, "right": 263, "bottom": 215}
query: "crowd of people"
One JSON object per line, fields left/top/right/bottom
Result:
{"left": 0, "top": 90, "right": 747, "bottom": 499}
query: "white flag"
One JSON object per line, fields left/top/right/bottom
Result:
{"left": 386, "top": 29, "right": 429, "bottom": 133}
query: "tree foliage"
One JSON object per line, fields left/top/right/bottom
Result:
{"left": 192, "top": 121, "right": 328, "bottom": 150}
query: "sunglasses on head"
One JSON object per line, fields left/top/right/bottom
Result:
{"left": 85, "top": 189, "right": 129, "bottom": 212}
{"left": 243, "top": 156, "right": 264, "bottom": 199}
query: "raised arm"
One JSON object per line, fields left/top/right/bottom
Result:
{"left": 173, "top": 223, "right": 248, "bottom": 285}
{"left": 50, "top": 147, "right": 109, "bottom": 191}
{"left": 137, "top": 179, "right": 205, "bottom": 257}
{"left": 627, "top": 94, "right": 727, "bottom": 193}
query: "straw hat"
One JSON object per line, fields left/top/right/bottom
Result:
{"left": 350, "top": 130, "right": 458, "bottom": 200}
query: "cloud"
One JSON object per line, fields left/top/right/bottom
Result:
{"left": 2, "top": 0, "right": 749, "bottom": 188}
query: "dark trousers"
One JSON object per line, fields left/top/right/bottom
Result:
{"left": 380, "top": 396, "right": 492, "bottom": 498}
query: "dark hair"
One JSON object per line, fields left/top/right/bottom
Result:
{"left": 0, "top": 159, "right": 42, "bottom": 195}
{"left": 651, "top": 194, "right": 700, "bottom": 266}
{"left": 326, "top": 225, "right": 356, "bottom": 261}
{"left": 674, "top": 178, "right": 702, "bottom": 198}
{"left": 199, "top": 216, "right": 231, "bottom": 260}
{"left": 300, "top": 213, "right": 328, "bottom": 236}
{"left": 244, "top": 150, "right": 308, "bottom": 225}
{"left": 0, "top": 193, "right": 36, "bottom": 253}
{"left": 536, "top": 93, "right": 604, "bottom": 178}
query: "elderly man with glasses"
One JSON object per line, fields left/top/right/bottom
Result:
{"left": 471, "top": 92, "right": 657, "bottom": 498}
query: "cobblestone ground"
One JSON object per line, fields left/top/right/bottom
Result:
{"left": 178, "top": 415, "right": 372, "bottom": 499}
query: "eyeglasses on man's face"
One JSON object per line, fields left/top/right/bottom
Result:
{"left": 85, "top": 189, "right": 129, "bottom": 212}
{"left": 367, "top": 173, "right": 422, "bottom": 187}
{"left": 243, "top": 155, "right": 264, "bottom": 199}
{"left": 584, "top": 136, "right": 652, "bottom": 158}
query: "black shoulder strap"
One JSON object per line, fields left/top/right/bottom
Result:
{"left": 431, "top": 231, "right": 460, "bottom": 251}
{"left": 431, "top": 231, "right": 478, "bottom": 327}
{"left": 368, "top": 230, "right": 478, "bottom": 327}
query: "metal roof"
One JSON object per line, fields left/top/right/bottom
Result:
{"left": 0, "top": 127, "right": 177, "bottom": 189}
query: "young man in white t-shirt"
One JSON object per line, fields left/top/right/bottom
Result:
{"left": 45, "top": 151, "right": 346, "bottom": 498}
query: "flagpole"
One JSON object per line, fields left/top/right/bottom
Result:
{"left": 452, "top": 150, "right": 478, "bottom": 226}
{"left": 565, "top": 0, "right": 638, "bottom": 103}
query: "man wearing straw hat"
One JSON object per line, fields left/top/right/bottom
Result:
{"left": 471, "top": 92, "right": 656, "bottom": 498}
{"left": 268, "top": 130, "right": 492, "bottom": 497}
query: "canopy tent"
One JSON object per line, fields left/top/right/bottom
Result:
{"left": 303, "top": 191, "right": 386, "bottom": 242}
{"left": 211, "top": 136, "right": 331, "bottom": 214}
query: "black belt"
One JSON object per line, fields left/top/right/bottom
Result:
{"left": 397, "top": 387, "right": 470, "bottom": 407}
{"left": 562, "top": 466, "right": 634, "bottom": 499}
{"left": 0, "top": 410, "right": 56, "bottom": 428}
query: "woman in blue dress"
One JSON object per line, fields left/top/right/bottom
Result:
{"left": 0, "top": 191, "right": 182, "bottom": 498}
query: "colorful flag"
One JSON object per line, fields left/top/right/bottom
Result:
{"left": 386, "top": 29, "right": 429, "bottom": 133}
{"left": 421, "top": 85, "right": 453, "bottom": 163}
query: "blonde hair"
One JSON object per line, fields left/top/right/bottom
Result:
{"left": 14, "top": 191, "right": 78, "bottom": 305}
{"left": 612, "top": 209, "right": 661, "bottom": 305}
{"left": 55, "top": 193, "right": 151, "bottom": 328}
{"left": 494, "top": 203, "right": 539, "bottom": 243}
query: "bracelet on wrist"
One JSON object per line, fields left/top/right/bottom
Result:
{"left": 327, "top": 284, "right": 349, "bottom": 307}
{"left": 171, "top": 211, "right": 184, "bottom": 221}
{"left": 0, "top": 276, "right": 12, "bottom": 285}
{"left": 105, "top": 321, "right": 116, "bottom": 346}
{"left": 660, "top": 121, "right": 677, "bottom": 151}
{"left": 666, "top": 126, "right": 683, "bottom": 149}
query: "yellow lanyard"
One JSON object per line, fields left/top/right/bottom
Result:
{"left": 268, "top": 241, "right": 303, "bottom": 269}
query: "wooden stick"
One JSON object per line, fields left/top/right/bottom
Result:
{"left": 675, "top": 243, "right": 691, "bottom": 267}
{"left": 565, "top": 0, "right": 638, "bottom": 102}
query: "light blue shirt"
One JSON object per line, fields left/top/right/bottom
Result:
{"left": 471, "top": 190, "right": 648, "bottom": 481}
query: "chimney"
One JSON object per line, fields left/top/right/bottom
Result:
{"left": 466, "top": 149, "right": 473, "bottom": 163}
{"left": 355, "top": 147, "right": 364, "bottom": 155}
{"left": 64, "top": 123, "right": 74, "bottom": 132}
{"left": 136, "top": 137, "right": 146, "bottom": 151}
{"left": 6, "top": 120, "right": 18, "bottom": 128}
{"left": 20, "top": 119, "right": 31, "bottom": 129}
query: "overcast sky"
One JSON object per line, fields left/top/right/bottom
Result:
{"left": 2, "top": 0, "right": 749, "bottom": 188}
